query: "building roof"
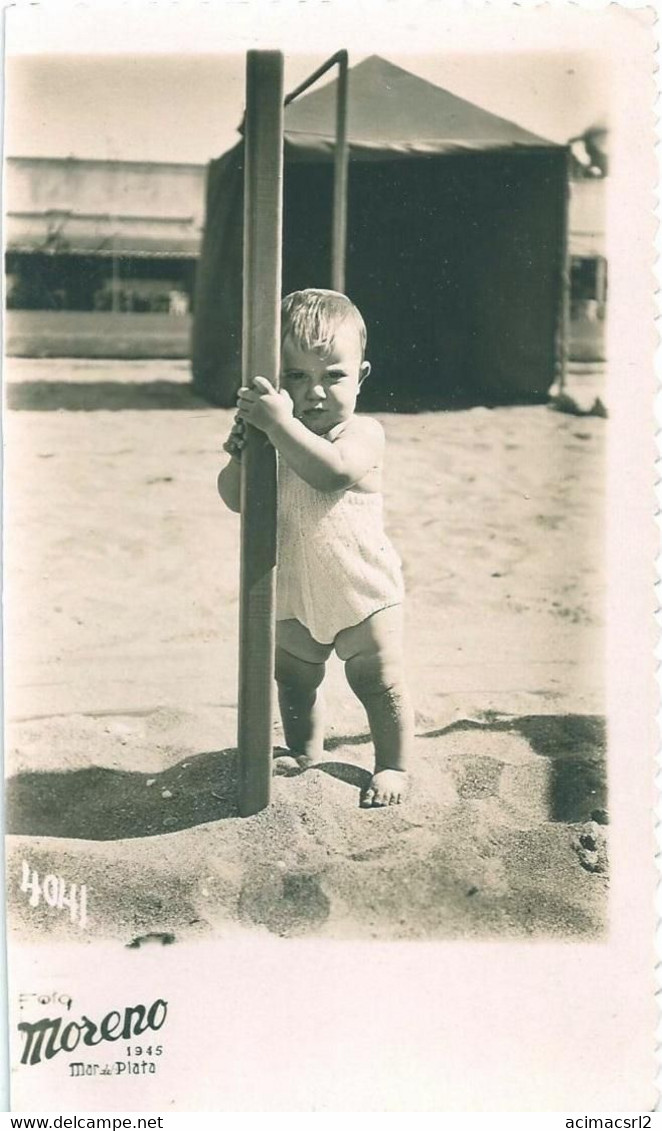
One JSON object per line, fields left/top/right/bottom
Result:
{"left": 5, "top": 156, "right": 206, "bottom": 258}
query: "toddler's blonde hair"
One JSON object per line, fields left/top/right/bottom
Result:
{"left": 281, "top": 289, "right": 367, "bottom": 360}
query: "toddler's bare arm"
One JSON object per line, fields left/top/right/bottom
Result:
{"left": 217, "top": 417, "right": 245, "bottom": 512}
{"left": 270, "top": 414, "right": 383, "bottom": 491}
{"left": 237, "top": 377, "right": 384, "bottom": 491}
{"left": 217, "top": 457, "right": 241, "bottom": 512}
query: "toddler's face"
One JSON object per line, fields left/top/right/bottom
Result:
{"left": 280, "top": 321, "right": 370, "bottom": 435}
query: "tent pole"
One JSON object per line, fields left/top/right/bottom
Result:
{"left": 331, "top": 50, "right": 349, "bottom": 293}
{"left": 281, "top": 49, "right": 349, "bottom": 293}
{"left": 557, "top": 146, "right": 572, "bottom": 394}
{"left": 238, "top": 50, "right": 284, "bottom": 817}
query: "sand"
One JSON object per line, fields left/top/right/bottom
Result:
{"left": 5, "top": 358, "right": 608, "bottom": 943}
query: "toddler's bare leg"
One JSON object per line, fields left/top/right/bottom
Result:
{"left": 275, "top": 620, "right": 332, "bottom": 764}
{"left": 335, "top": 606, "right": 414, "bottom": 806}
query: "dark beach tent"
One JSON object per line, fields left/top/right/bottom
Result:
{"left": 192, "top": 55, "right": 569, "bottom": 410}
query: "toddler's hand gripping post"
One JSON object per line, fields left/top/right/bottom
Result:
{"left": 238, "top": 51, "right": 284, "bottom": 817}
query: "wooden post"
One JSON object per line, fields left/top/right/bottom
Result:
{"left": 111, "top": 229, "right": 120, "bottom": 314}
{"left": 331, "top": 51, "right": 349, "bottom": 293}
{"left": 595, "top": 255, "right": 607, "bottom": 310}
{"left": 238, "top": 51, "right": 284, "bottom": 817}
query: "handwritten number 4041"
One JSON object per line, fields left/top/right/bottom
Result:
{"left": 20, "top": 861, "right": 88, "bottom": 929}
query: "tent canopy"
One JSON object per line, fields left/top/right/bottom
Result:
{"left": 280, "top": 55, "right": 555, "bottom": 157}
{"left": 192, "top": 55, "right": 568, "bottom": 409}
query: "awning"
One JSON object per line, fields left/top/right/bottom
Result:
{"left": 6, "top": 211, "right": 202, "bottom": 258}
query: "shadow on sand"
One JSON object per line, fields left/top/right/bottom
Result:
{"left": 8, "top": 380, "right": 551, "bottom": 414}
{"left": 7, "top": 749, "right": 240, "bottom": 840}
{"left": 420, "top": 713, "right": 607, "bottom": 823}
{"left": 6, "top": 746, "right": 373, "bottom": 840}
{"left": 6, "top": 714, "right": 607, "bottom": 841}
{"left": 6, "top": 380, "right": 214, "bottom": 412}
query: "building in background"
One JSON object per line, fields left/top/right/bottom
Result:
{"left": 567, "top": 127, "right": 607, "bottom": 362}
{"left": 568, "top": 178, "right": 607, "bottom": 362}
{"left": 5, "top": 156, "right": 205, "bottom": 314}
{"left": 569, "top": 178, "right": 606, "bottom": 296}
{"left": 4, "top": 150, "right": 606, "bottom": 364}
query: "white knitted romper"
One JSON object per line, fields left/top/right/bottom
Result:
{"left": 276, "top": 458, "right": 405, "bottom": 645}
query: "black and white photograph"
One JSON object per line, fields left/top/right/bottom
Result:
{"left": 3, "top": 0, "right": 657, "bottom": 1113}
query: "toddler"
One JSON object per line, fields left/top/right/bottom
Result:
{"left": 217, "top": 289, "right": 413, "bottom": 806}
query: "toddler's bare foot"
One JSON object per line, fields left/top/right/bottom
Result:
{"left": 273, "top": 747, "right": 325, "bottom": 774}
{"left": 272, "top": 753, "right": 301, "bottom": 776}
{"left": 360, "top": 768, "right": 407, "bottom": 808}
{"left": 295, "top": 750, "right": 326, "bottom": 770}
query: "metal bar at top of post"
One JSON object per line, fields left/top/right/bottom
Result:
{"left": 332, "top": 51, "right": 349, "bottom": 294}
{"left": 283, "top": 49, "right": 346, "bottom": 107}
{"left": 238, "top": 50, "right": 284, "bottom": 818}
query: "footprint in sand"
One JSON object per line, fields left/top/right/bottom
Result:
{"left": 126, "top": 931, "right": 176, "bottom": 949}
{"left": 572, "top": 821, "right": 608, "bottom": 874}
{"left": 238, "top": 870, "right": 330, "bottom": 936}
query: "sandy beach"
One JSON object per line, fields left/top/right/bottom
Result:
{"left": 5, "top": 358, "right": 608, "bottom": 943}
